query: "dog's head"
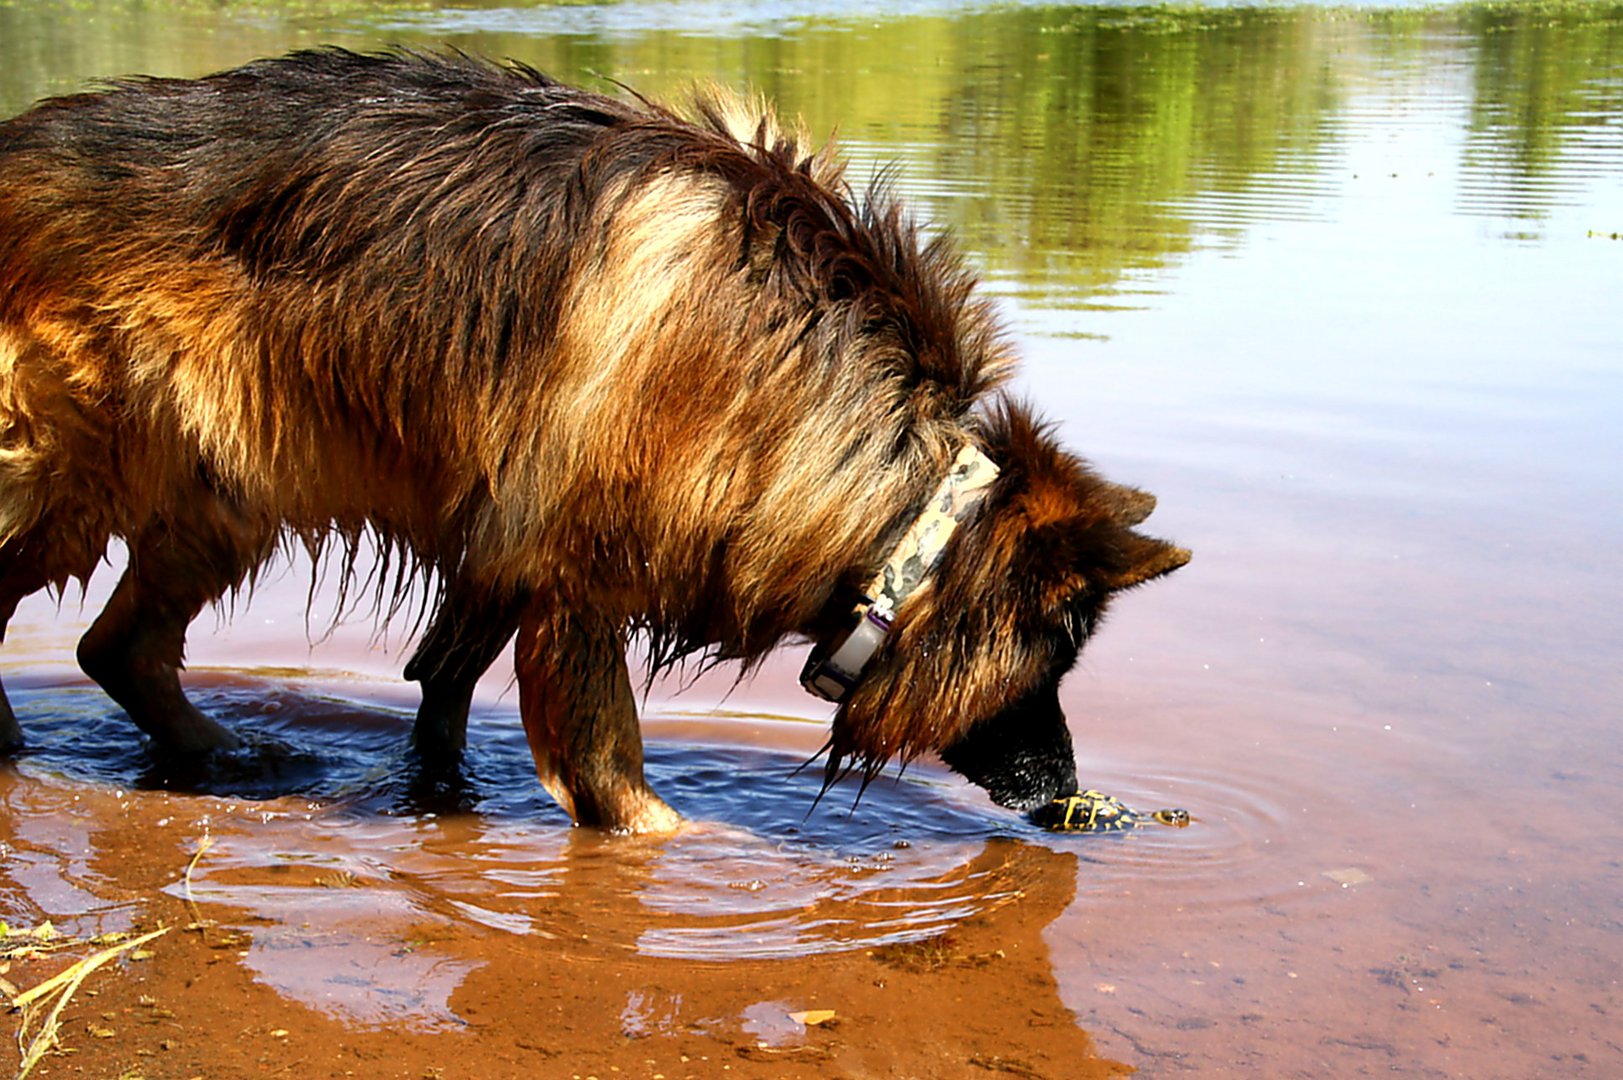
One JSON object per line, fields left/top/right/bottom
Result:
{"left": 826, "top": 404, "right": 1189, "bottom": 812}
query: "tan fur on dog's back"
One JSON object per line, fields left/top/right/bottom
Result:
{"left": 0, "top": 53, "right": 1008, "bottom": 636}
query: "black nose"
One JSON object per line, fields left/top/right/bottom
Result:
{"left": 938, "top": 682, "right": 1079, "bottom": 813}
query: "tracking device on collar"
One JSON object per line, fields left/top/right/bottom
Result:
{"left": 800, "top": 443, "right": 1000, "bottom": 703}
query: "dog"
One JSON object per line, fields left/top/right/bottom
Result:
{"left": 0, "top": 49, "right": 1188, "bottom": 832}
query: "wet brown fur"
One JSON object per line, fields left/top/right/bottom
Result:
{"left": 0, "top": 50, "right": 1187, "bottom": 830}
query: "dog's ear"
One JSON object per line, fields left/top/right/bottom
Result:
{"left": 1025, "top": 506, "right": 1194, "bottom": 610}
{"left": 1099, "top": 531, "right": 1191, "bottom": 592}
{"left": 1028, "top": 519, "right": 1189, "bottom": 612}
{"left": 1099, "top": 483, "right": 1157, "bottom": 527}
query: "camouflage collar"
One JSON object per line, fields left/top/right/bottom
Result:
{"left": 800, "top": 443, "right": 1001, "bottom": 703}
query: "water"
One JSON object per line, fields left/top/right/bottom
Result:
{"left": 1, "top": 2, "right": 1620, "bottom": 1076}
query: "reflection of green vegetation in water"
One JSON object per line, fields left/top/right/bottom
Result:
{"left": 1457, "top": 3, "right": 1623, "bottom": 211}
{"left": 0, "top": 2, "right": 1618, "bottom": 301}
{"left": 924, "top": 8, "right": 1341, "bottom": 304}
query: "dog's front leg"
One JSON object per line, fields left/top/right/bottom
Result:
{"left": 515, "top": 600, "right": 682, "bottom": 834}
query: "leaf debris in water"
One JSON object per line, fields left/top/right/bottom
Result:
{"left": 789, "top": 1009, "right": 837, "bottom": 1026}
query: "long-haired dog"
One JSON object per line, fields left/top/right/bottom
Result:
{"left": 0, "top": 50, "right": 1187, "bottom": 831}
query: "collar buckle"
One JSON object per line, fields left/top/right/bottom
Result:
{"left": 800, "top": 442, "right": 999, "bottom": 703}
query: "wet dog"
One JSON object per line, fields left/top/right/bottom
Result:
{"left": 0, "top": 50, "right": 1187, "bottom": 831}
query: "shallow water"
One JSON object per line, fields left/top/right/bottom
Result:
{"left": 1, "top": 2, "right": 1620, "bottom": 1077}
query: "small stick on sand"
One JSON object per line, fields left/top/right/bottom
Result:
{"left": 10, "top": 926, "right": 170, "bottom": 1079}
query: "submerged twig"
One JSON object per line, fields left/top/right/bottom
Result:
{"left": 183, "top": 834, "right": 215, "bottom": 927}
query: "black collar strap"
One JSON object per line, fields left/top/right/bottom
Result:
{"left": 800, "top": 443, "right": 1000, "bottom": 702}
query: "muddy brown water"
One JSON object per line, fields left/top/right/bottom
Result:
{"left": 2, "top": 2, "right": 1620, "bottom": 1078}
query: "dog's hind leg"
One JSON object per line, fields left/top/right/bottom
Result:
{"left": 404, "top": 576, "right": 525, "bottom": 762}
{"left": 0, "top": 535, "right": 70, "bottom": 754}
{"left": 0, "top": 324, "right": 122, "bottom": 753}
{"left": 0, "top": 692, "right": 19, "bottom": 755}
{"left": 0, "top": 558, "right": 48, "bottom": 753}
{"left": 0, "top": 521, "right": 108, "bottom": 754}
{"left": 76, "top": 492, "right": 274, "bottom": 754}
{"left": 515, "top": 601, "right": 681, "bottom": 834}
